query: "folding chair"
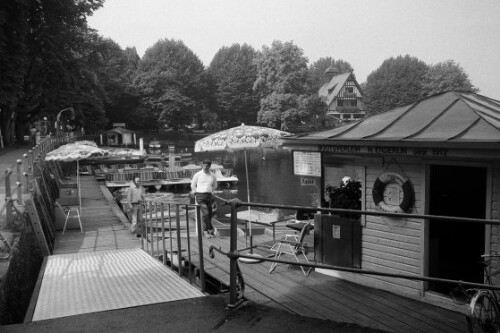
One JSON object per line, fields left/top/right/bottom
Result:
{"left": 62, "top": 207, "right": 83, "bottom": 234}
{"left": 269, "top": 221, "right": 314, "bottom": 276}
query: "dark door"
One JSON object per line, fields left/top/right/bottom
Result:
{"left": 428, "top": 165, "right": 486, "bottom": 295}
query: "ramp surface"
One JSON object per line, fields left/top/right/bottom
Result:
{"left": 32, "top": 248, "right": 204, "bottom": 321}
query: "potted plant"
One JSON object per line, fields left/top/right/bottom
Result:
{"left": 316, "top": 177, "right": 362, "bottom": 267}
{"left": 325, "top": 177, "right": 361, "bottom": 219}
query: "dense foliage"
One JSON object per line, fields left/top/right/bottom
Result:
{"left": 0, "top": 5, "right": 481, "bottom": 143}
{"left": 422, "top": 60, "right": 478, "bottom": 96}
{"left": 363, "top": 55, "right": 478, "bottom": 114}
{"left": 0, "top": 0, "right": 106, "bottom": 143}
{"left": 325, "top": 179, "right": 362, "bottom": 219}
{"left": 363, "top": 55, "right": 429, "bottom": 114}
{"left": 208, "top": 43, "right": 259, "bottom": 128}
{"left": 133, "top": 39, "right": 209, "bottom": 130}
{"left": 253, "top": 41, "right": 310, "bottom": 130}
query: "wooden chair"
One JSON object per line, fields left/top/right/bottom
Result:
{"left": 269, "top": 221, "right": 314, "bottom": 276}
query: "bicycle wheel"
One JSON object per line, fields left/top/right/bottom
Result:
{"left": 467, "top": 292, "right": 500, "bottom": 333}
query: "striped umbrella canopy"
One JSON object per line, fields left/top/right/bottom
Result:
{"left": 45, "top": 142, "right": 106, "bottom": 162}
{"left": 194, "top": 124, "right": 291, "bottom": 258}
{"left": 194, "top": 124, "right": 290, "bottom": 152}
{"left": 45, "top": 142, "right": 106, "bottom": 214}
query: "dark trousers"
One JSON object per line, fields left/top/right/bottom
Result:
{"left": 195, "top": 193, "right": 214, "bottom": 232}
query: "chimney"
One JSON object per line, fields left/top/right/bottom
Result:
{"left": 324, "top": 66, "right": 339, "bottom": 84}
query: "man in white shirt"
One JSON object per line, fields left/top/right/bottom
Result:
{"left": 191, "top": 160, "right": 218, "bottom": 238}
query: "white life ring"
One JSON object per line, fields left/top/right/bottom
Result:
{"left": 372, "top": 172, "right": 414, "bottom": 213}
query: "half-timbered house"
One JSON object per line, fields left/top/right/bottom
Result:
{"left": 319, "top": 67, "right": 366, "bottom": 125}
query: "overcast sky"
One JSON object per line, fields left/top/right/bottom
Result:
{"left": 87, "top": 0, "right": 500, "bottom": 100}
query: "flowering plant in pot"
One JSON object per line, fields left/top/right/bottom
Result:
{"left": 325, "top": 177, "right": 362, "bottom": 219}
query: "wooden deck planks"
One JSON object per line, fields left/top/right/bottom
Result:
{"left": 52, "top": 176, "right": 140, "bottom": 255}
{"left": 160, "top": 232, "right": 465, "bottom": 333}
{"left": 53, "top": 176, "right": 465, "bottom": 332}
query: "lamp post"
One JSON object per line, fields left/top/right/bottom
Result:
{"left": 55, "top": 107, "right": 74, "bottom": 136}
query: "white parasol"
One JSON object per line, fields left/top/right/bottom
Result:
{"left": 45, "top": 142, "right": 106, "bottom": 213}
{"left": 182, "top": 164, "right": 202, "bottom": 170}
{"left": 194, "top": 124, "right": 291, "bottom": 257}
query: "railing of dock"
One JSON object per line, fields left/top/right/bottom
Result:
{"left": 104, "top": 170, "right": 188, "bottom": 183}
{"left": 211, "top": 199, "right": 500, "bottom": 309}
{"left": 1, "top": 133, "right": 80, "bottom": 257}
{"left": 138, "top": 201, "right": 207, "bottom": 293}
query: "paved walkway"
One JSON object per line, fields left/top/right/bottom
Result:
{"left": 0, "top": 144, "right": 32, "bottom": 196}
{"left": 0, "top": 144, "right": 31, "bottom": 230}
{"left": 0, "top": 144, "right": 31, "bottom": 185}
{"left": 4, "top": 295, "right": 387, "bottom": 333}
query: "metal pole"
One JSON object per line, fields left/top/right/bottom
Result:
{"left": 161, "top": 203, "right": 166, "bottom": 265}
{"left": 196, "top": 205, "right": 206, "bottom": 292}
{"left": 5, "top": 169, "right": 13, "bottom": 227}
{"left": 16, "top": 159, "right": 23, "bottom": 205}
{"left": 229, "top": 200, "right": 238, "bottom": 306}
{"left": 77, "top": 160, "right": 82, "bottom": 215}
{"left": 27, "top": 150, "right": 33, "bottom": 169}
{"left": 176, "top": 205, "right": 183, "bottom": 277}
{"left": 244, "top": 148, "right": 253, "bottom": 253}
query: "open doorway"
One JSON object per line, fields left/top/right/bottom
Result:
{"left": 428, "top": 165, "right": 486, "bottom": 295}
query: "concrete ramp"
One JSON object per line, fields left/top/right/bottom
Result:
{"left": 31, "top": 248, "right": 204, "bottom": 321}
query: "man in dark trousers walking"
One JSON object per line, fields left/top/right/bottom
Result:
{"left": 191, "top": 159, "right": 218, "bottom": 238}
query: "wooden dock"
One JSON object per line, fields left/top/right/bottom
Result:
{"left": 52, "top": 176, "right": 140, "bottom": 254}
{"left": 164, "top": 231, "right": 467, "bottom": 333}
{"left": 28, "top": 176, "right": 204, "bottom": 322}
{"left": 49, "top": 176, "right": 466, "bottom": 332}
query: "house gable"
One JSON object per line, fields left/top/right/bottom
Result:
{"left": 319, "top": 71, "right": 366, "bottom": 124}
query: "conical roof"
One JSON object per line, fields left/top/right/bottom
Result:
{"left": 285, "top": 92, "right": 500, "bottom": 148}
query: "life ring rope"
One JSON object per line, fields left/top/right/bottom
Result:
{"left": 372, "top": 172, "right": 414, "bottom": 213}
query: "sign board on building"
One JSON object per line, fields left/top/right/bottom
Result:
{"left": 300, "top": 177, "right": 316, "bottom": 186}
{"left": 113, "top": 123, "right": 126, "bottom": 128}
{"left": 332, "top": 225, "right": 341, "bottom": 239}
{"left": 293, "top": 151, "right": 321, "bottom": 177}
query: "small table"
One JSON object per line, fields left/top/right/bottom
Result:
{"left": 225, "top": 210, "right": 292, "bottom": 244}
{"left": 286, "top": 221, "right": 315, "bottom": 235}
{"left": 286, "top": 221, "right": 308, "bottom": 232}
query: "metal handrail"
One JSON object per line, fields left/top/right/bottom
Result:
{"left": 1, "top": 133, "right": 80, "bottom": 227}
{"left": 139, "top": 201, "right": 207, "bottom": 293}
{"left": 211, "top": 197, "right": 500, "bottom": 308}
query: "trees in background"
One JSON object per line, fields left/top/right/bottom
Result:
{"left": 363, "top": 55, "right": 429, "bottom": 114}
{"left": 208, "top": 43, "right": 259, "bottom": 128}
{"left": 422, "top": 60, "right": 478, "bottom": 96}
{"left": 133, "top": 39, "right": 209, "bottom": 130}
{"left": 253, "top": 41, "right": 310, "bottom": 130}
{"left": 364, "top": 55, "right": 478, "bottom": 115}
{"left": 0, "top": 4, "right": 483, "bottom": 141}
{"left": 0, "top": 0, "right": 105, "bottom": 143}
{"left": 0, "top": 0, "right": 29, "bottom": 144}
{"left": 252, "top": 41, "right": 334, "bottom": 131}
{"left": 92, "top": 40, "right": 140, "bottom": 127}
{"left": 308, "top": 57, "right": 353, "bottom": 94}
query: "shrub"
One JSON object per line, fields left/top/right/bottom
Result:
{"left": 325, "top": 179, "right": 361, "bottom": 219}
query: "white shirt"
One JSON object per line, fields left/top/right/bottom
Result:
{"left": 127, "top": 182, "right": 143, "bottom": 206}
{"left": 191, "top": 170, "right": 217, "bottom": 193}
